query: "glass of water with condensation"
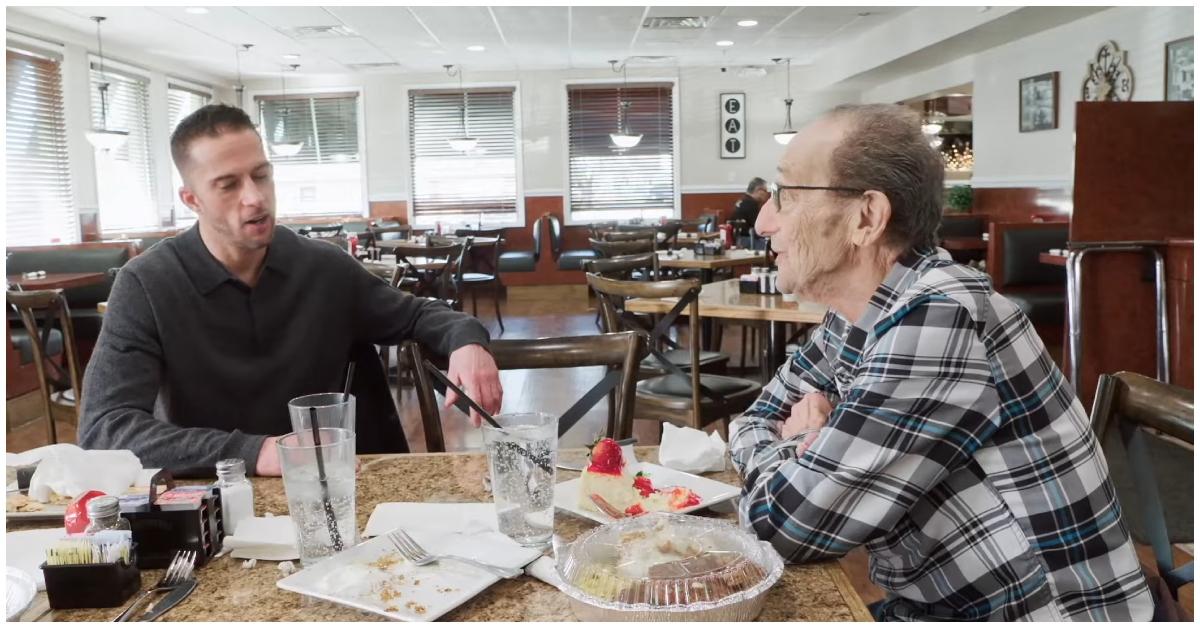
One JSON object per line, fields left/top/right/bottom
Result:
{"left": 482, "top": 412, "right": 558, "bottom": 547}
{"left": 277, "top": 428, "right": 357, "bottom": 566}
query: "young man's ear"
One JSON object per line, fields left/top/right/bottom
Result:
{"left": 852, "top": 190, "right": 892, "bottom": 247}
{"left": 178, "top": 186, "right": 201, "bottom": 215}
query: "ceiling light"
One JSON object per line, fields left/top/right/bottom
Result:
{"left": 610, "top": 132, "right": 643, "bottom": 149}
{"left": 88, "top": 16, "right": 128, "bottom": 152}
{"left": 716, "top": 40, "right": 734, "bottom": 47}
{"left": 736, "top": 19, "right": 758, "bottom": 27}
{"left": 921, "top": 121, "right": 944, "bottom": 135}
{"left": 447, "top": 137, "right": 479, "bottom": 152}
{"left": 929, "top": 136, "right": 944, "bottom": 149}
{"left": 282, "top": 54, "right": 300, "bottom": 60}
{"left": 466, "top": 45, "right": 486, "bottom": 52}
{"left": 185, "top": 7, "right": 208, "bottom": 14}
{"left": 87, "top": 129, "right": 130, "bottom": 152}
{"left": 608, "top": 60, "right": 644, "bottom": 150}
{"left": 773, "top": 57, "right": 796, "bottom": 146}
{"left": 270, "top": 142, "right": 303, "bottom": 157}
{"left": 269, "top": 64, "right": 305, "bottom": 158}
{"left": 444, "top": 64, "right": 479, "bottom": 153}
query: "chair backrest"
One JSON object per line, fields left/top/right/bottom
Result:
{"left": 384, "top": 242, "right": 466, "bottom": 301}
{"left": 590, "top": 238, "right": 655, "bottom": 259}
{"left": 698, "top": 213, "right": 719, "bottom": 233}
{"left": 655, "top": 222, "right": 681, "bottom": 249}
{"left": 348, "top": 342, "right": 409, "bottom": 454}
{"left": 1091, "top": 371, "right": 1194, "bottom": 599}
{"left": 6, "top": 289, "right": 82, "bottom": 443}
{"left": 458, "top": 233, "right": 501, "bottom": 275}
{"left": 531, "top": 215, "right": 545, "bottom": 263}
{"left": 584, "top": 252, "right": 660, "bottom": 281}
{"left": 547, "top": 214, "right": 563, "bottom": 257}
{"left": 343, "top": 222, "right": 370, "bottom": 236}
{"left": 987, "top": 222, "right": 1068, "bottom": 289}
{"left": 370, "top": 226, "right": 411, "bottom": 242}
{"left": 586, "top": 274, "right": 708, "bottom": 416}
{"left": 600, "top": 231, "right": 656, "bottom": 243}
{"left": 301, "top": 224, "right": 344, "bottom": 237}
{"left": 938, "top": 214, "right": 986, "bottom": 240}
{"left": 405, "top": 332, "right": 646, "bottom": 450}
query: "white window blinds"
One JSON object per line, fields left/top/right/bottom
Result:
{"left": 408, "top": 88, "right": 518, "bottom": 224}
{"left": 167, "top": 83, "right": 210, "bottom": 227}
{"left": 6, "top": 45, "right": 77, "bottom": 245}
{"left": 567, "top": 84, "right": 676, "bottom": 222}
{"left": 254, "top": 93, "right": 364, "bottom": 216}
{"left": 90, "top": 63, "right": 158, "bottom": 232}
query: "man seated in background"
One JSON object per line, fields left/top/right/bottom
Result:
{"left": 730, "top": 103, "right": 1152, "bottom": 621}
{"left": 79, "top": 105, "right": 502, "bottom": 476}
{"left": 731, "top": 176, "right": 770, "bottom": 248}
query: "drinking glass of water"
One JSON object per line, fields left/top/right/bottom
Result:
{"left": 277, "top": 428, "right": 357, "bottom": 566}
{"left": 482, "top": 412, "right": 557, "bottom": 548}
{"left": 288, "top": 393, "right": 356, "bottom": 435}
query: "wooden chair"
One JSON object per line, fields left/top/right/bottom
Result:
{"left": 381, "top": 242, "right": 466, "bottom": 306}
{"left": 300, "top": 224, "right": 344, "bottom": 238}
{"left": 584, "top": 252, "right": 660, "bottom": 282}
{"left": 587, "top": 274, "right": 758, "bottom": 437}
{"left": 7, "top": 289, "right": 82, "bottom": 444}
{"left": 1091, "top": 371, "right": 1194, "bottom": 608}
{"left": 599, "top": 231, "right": 656, "bottom": 244}
{"left": 590, "top": 237, "right": 656, "bottom": 259}
{"left": 366, "top": 225, "right": 412, "bottom": 257}
{"left": 587, "top": 221, "right": 619, "bottom": 240}
{"left": 453, "top": 229, "right": 505, "bottom": 333}
{"left": 405, "top": 332, "right": 646, "bottom": 451}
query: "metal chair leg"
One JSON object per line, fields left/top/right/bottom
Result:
{"left": 493, "top": 281, "right": 505, "bottom": 333}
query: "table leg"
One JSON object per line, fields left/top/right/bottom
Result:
{"left": 762, "top": 321, "right": 788, "bottom": 382}
{"left": 701, "top": 268, "right": 715, "bottom": 350}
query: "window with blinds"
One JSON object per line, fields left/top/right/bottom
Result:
{"left": 566, "top": 84, "right": 676, "bottom": 223}
{"left": 167, "top": 83, "right": 210, "bottom": 227}
{"left": 6, "top": 45, "right": 77, "bottom": 245}
{"left": 255, "top": 93, "right": 363, "bottom": 216}
{"left": 90, "top": 63, "right": 158, "bottom": 233}
{"left": 408, "top": 88, "right": 519, "bottom": 227}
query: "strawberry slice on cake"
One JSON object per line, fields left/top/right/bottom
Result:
{"left": 578, "top": 438, "right": 701, "bottom": 517}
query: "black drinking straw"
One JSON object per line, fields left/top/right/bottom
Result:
{"left": 309, "top": 406, "right": 344, "bottom": 552}
{"left": 342, "top": 363, "right": 355, "bottom": 402}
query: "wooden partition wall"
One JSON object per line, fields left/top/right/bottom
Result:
{"left": 1070, "top": 101, "right": 1194, "bottom": 406}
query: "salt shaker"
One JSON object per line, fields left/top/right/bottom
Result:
{"left": 84, "top": 496, "right": 130, "bottom": 535}
{"left": 216, "top": 458, "right": 255, "bottom": 536}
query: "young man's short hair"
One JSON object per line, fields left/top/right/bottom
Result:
{"left": 170, "top": 104, "right": 259, "bottom": 173}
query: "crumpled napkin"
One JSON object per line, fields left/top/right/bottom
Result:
{"left": 658, "top": 423, "right": 727, "bottom": 473}
{"left": 7, "top": 444, "right": 141, "bottom": 503}
{"left": 223, "top": 516, "right": 300, "bottom": 561}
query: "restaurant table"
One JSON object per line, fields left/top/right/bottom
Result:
{"left": 1039, "top": 252, "right": 1067, "bottom": 266}
{"left": 657, "top": 248, "right": 767, "bottom": 283}
{"left": 6, "top": 272, "right": 107, "bottom": 291}
{"left": 8, "top": 448, "right": 871, "bottom": 622}
{"left": 625, "top": 278, "right": 827, "bottom": 380}
{"left": 939, "top": 236, "right": 987, "bottom": 252}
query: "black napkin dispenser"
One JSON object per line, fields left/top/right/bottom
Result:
{"left": 41, "top": 546, "right": 141, "bottom": 609}
{"left": 119, "top": 470, "right": 224, "bottom": 569}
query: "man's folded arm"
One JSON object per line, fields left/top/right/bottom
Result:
{"left": 78, "top": 270, "right": 267, "bottom": 474}
{"left": 736, "top": 299, "right": 1002, "bottom": 563}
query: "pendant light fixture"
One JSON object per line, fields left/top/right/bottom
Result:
{"left": 921, "top": 99, "right": 945, "bottom": 136}
{"left": 234, "top": 43, "right": 252, "bottom": 109}
{"left": 270, "top": 64, "right": 303, "bottom": 157}
{"left": 444, "top": 64, "right": 478, "bottom": 153}
{"left": 608, "top": 59, "right": 643, "bottom": 149}
{"left": 86, "top": 16, "right": 129, "bottom": 152}
{"left": 772, "top": 57, "right": 797, "bottom": 145}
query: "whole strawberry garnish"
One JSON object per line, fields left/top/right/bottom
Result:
{"left": 632, "top": 471, "right": 656, "bottom": 497}
{"left": 586, "top": 438, "right": 624, "bottom": 475}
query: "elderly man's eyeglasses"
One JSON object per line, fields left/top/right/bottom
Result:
{"left": 768, "top": 181, "right": 865, "bottom": 197}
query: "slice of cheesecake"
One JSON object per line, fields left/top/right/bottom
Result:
{"left": 579, "top": 439, "right": 702, "bottom": 517}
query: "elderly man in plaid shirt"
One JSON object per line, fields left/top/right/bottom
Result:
{"left": 730, "top": 104, "right": 1153, "bottom": 621}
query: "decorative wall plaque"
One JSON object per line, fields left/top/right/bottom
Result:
{"left": 1082, "top": 40, "right": 1134, "bottom": 102}
{"left": 719, "top": 92, "right": 745, "bottom": 159}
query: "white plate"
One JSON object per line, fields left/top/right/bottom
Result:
{"left": 6, "top": 567, "right": 37, "bottom": 621}
{"left": 6, "top": 528, "right": 66, "bottom": 590}
{"left": 554, "top": 462, "right": 740, "bottom": 524}
{"left": 4, "top": 468, "right": 162, "bottom": 521}
{"left": 277, "top": 527, "right": 541, "bottom": 622}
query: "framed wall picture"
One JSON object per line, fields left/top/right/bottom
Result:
{"left": 1019, "top": 71, "right": 1059, "bottom": 132}
{"left": 1165, "top": 36, "right": 1194, "bottom": 101}
{"left": 719, "top": 92, "right": 745, "bottom": 159}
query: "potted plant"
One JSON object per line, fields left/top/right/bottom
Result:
{"left": 946, "top": 185, "right": 973, "bottom": 213}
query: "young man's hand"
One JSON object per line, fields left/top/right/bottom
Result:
{"left": 782, "top": 392, "right": 833, "bottom": 457}
{"left": 445, "top": 344, "right": 503, "bottom": 427}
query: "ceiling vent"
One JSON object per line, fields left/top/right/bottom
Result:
{"left": 642, "top": 16, "right": 711, "bottom": 30}
{"left": 626, "top": 55, "right": 676, "bottom": 65}
{"left": 346, "top": 62, "right": 402, "bottom": 71}
{"left": 280, "top": 25, "right": 358, "bottom": 40}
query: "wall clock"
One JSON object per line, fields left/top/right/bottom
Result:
{"left": 1082, "top": 40, "right": 1134, "bottom": 101}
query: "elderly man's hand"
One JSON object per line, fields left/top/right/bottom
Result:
{"left": 445, "top": 344, "right": 503, "bottom": 427}
{"left": 781, "top": 392, "right": 833, "bottom": 457}
{"left": 256, "top": 436, "right": 282, "bottom": 476}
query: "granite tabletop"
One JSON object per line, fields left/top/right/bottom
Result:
{"left": 7, "top": 448, "right": 871, "bottom": 622}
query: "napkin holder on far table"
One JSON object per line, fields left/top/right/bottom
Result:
{"left": 119, "top": 470, "right": 223, "bottom": 569}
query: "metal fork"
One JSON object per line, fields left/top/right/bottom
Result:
{"left": 386, "top": 529, "right": 523, "bottom": 579}
{"left": 113, "top": 550, "right": 196, "bottom": 622}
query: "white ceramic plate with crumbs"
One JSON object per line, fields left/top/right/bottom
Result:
{"left": 276, "top": 528, "right": 541, "bottom": 622}
{"left": 4, "top": 468, "right": 162, "bottom": 522}
{"left": 554, "top": 462, "right": 740, "bottom": 525}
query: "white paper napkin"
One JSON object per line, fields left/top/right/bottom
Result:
{"left": 5, "top": 528, "right": 66, "bottom": 590}
{"left": 223, "top": 516, "right": 300, "bottom": 561}
{"left": 524, "top": 555, "right": 563, "bottom": 588}
{"left": 363, "top": 502, "right": 542, "bottom": 570}
{"left": 658, "top": 423, "right": 727, "bottom": 473}
{"left": 7, "top": 444, "right": 142, "bottom": 503}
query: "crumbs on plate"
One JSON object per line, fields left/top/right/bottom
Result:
{"left": 404, "top": 601, "right": 427, "bottom": 615}
{"left": 368, "top": 551, "right": 404, "bottom": 571}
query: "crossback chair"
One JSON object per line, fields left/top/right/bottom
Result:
{"left": 405, "top": 332, "right": 646, "bottom": 451}
{"left": 366, "top": 226, "right": 412, "bottom": 257}
{"left": 586, "top": 274, "right": 758, "bottom": 437}
{"left": 7, "top": 289, "right": 83, "bottom": 444}
{"left": 590, "top": 237, "right": 656, "bottom": 259}
{"left": 588, "top": 221, "right": 620, "bottom": 240}
{"left": 379, "top": 241, "right": 467, "bottom": 306}
{"left": 584, "top": 252, "right": 660, "bottom": 282}
{"left": 454, "top": 230, "right": 506, "bottom": 333}
{"left": 600, "top": 231, "right": 656, "bottom": 243}
{"left": 1091, "top": 371, "right": 1194, "bottom": 608}
{"left": 300, "top": 224, "right": 344, "bottom": 238}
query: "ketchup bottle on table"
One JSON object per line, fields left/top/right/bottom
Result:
{"left": 348, "top": 233, "right": 358, "bottom": 257}
{"left": 719, "top": 223, "right": 734, "bottom": 248}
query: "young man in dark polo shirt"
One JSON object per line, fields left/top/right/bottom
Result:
{"left": 79, "top": 105, "right": 502, "bottom": 476}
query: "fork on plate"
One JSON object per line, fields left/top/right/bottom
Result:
{"left": 113, "top": 550, "right": 197, "bottom": 622}
{"left": 385, "top": 529, "right": 523, "bottom": 579}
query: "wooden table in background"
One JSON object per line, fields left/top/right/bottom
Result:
{"left": 9, "top": 449, "right": 870, "bottom": 622}
{"left": 627, "top": 278, "right": 826, "bottom": 379}
{"left": 6, "top": 272, "right": 107, "bottom": 291}
{"left": 939, "top": 237, "right": 987, "bottom": 251}
{"left": 1038, "top": 252, "right": 1067, "bottom": 266}
{"left": 657, "top": 249, "right": 767, "bottom": 282}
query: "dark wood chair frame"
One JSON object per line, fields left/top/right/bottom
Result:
{"left": 7, "top": 289, "right": 82, "bottom": 444}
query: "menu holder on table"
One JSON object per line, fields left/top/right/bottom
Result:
{"left": 120, "top": 470, "right": 223, "bottom": 569}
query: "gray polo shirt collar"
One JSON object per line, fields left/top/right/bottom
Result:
{"left": 176, "top": 224, "right": 295, "bottom": 295}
